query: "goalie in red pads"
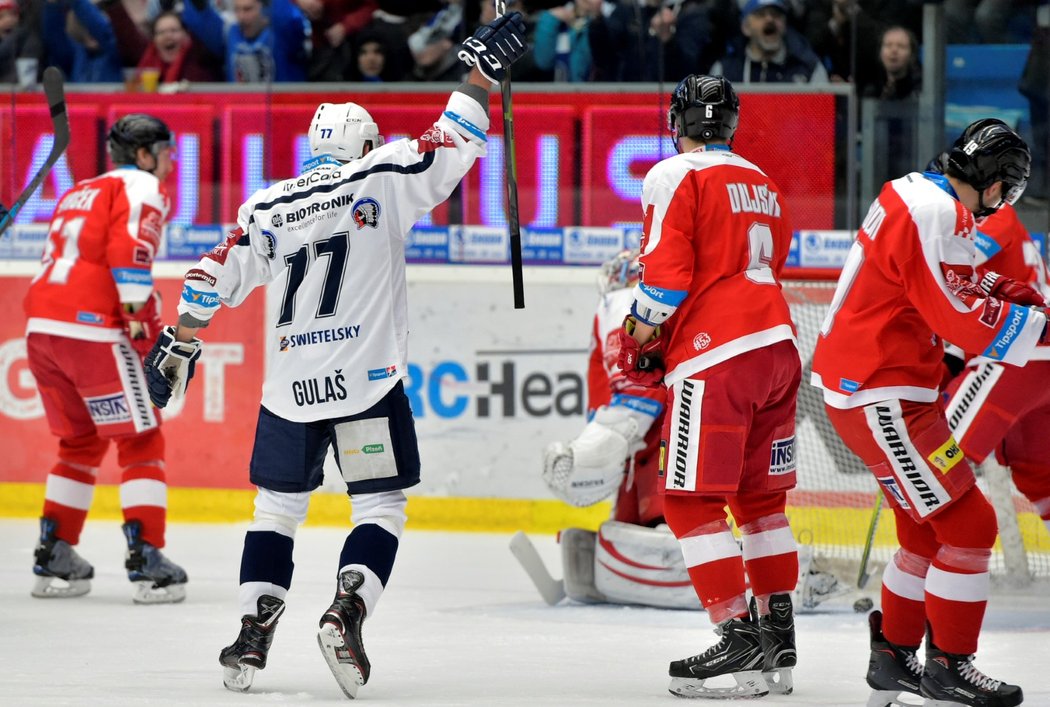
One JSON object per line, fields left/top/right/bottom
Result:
{"left": 814, "top": 120, "right": 1046, "bottom": 707}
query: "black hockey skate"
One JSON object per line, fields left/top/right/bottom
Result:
{"left": 219, "top": 594, "right": 286, "bottom": 692}
{"left": 318, "top": 569, "right": 371, "bottom": 699}
{"left": 31, "top": 517, "right": 94, "bottom": 598}
{"left": 668, "top": 615, "right": 769, "bottom": 699}
{"left": 754, "top": 593, "right": 797, "bottom": 695}
{"left": 122, "top": 520, "right": 188, "bottom": 604}
{"left": 920, "top": 629, "right": 1023, "bottom": 707}
{"left": 865, "top": 610, "right": 923, "bottom": 707}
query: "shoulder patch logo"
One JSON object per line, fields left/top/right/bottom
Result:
{"left": 352, "top": 197, "right": 381, "bottom": 229}
{"left": 261, "top": 230, "right": 277, "bottom": 259}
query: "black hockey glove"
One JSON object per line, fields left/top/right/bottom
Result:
{"left": 144, "top": 326, "right": 203, "bottom": 408}
{"left": 457, "top": 11, "right": 528, "bottom": 84}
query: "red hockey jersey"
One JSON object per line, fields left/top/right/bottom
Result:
{"left": 972, "top": 204, "right": 1050, "bottom": 361}
{"left": 813, "top": 173, "right": 1047, "bottom": 409}
{"left": 631, "top": 146, "right": 797, "bottom": 386}
{"left": 24, "top": 167, "right": 168, "bottom": 342}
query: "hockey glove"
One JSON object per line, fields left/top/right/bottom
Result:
{"left": 979, "top": 271, "right": 1046, "bottom": 307}
{"left": 457, "top": 11, "right": 528, "bottom": 84}
{"left": 123, "top": 292, "right": 164, "bottom": 359}
{"left": 143, "top": 326, "right": 203, "bottom": 408}
{"left": 617, "top": 320, "right": 665, "bottom": 388}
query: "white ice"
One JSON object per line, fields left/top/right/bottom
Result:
{"left": 2, "top": 518, "right": 1048, "bottom": 706}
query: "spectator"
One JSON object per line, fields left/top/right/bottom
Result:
{"left": 299, "top": 0, "right": 377, "bottom": 81}
{"left": 532, "top": 0, "right": 601, "bottom": 82}
{"left": 43, "top": 0, "right": 123, "bottom": 83}
{"left": 0, "top": 0, "right": 44, "bottom": 84}
{"left": 356, "top": 6, "right": 415, "bottom": 80}
{"left": 589, "top": 0, "right": 725, "bottom": 82}
{"left": 807, "top": 0, "right": 886, "bottom": 86}
{"left": 1019, "top": 2, "right": 1049, "bottom": 197}
{"left": 407, "top": 0, "right": 465, "bottom": 81}
{"left": 348, "top": 28, "right": 389, "bottom": 81}
{"left": 181, "top": 0, "right": 311, "bottom": 83}
{"left": 860, "top": 24, "right": 920, "bottom": 100}
{"left": 710, "top": 0, "right": 828, "bottom": 84}
{"left": 135, "top": 10, "right": 223, "bottom": 86}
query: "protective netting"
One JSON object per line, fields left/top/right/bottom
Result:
{"left": 783, "top": 279, "right": 1050, "bottom": 582}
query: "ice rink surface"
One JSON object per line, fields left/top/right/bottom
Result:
{"left": 1, "top": 518, "right": 1048, "bottom": 707}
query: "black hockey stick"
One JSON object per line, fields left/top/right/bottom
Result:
{"left": 495, "top": 0, "right": 524, "bottom": 309}
{"left": 0, "top": 67, "right": 70, "bottom": 239}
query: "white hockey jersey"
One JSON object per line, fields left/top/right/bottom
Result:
{"left": 176, "top": 86, "right": 490, "bottom": 422}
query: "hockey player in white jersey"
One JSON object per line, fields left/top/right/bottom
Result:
{"left": 142, "top": 12, "right": 528, "bottom": 698}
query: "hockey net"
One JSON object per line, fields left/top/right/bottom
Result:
{"left": 783, "top": 278, "right": 1050, "bottom": 587}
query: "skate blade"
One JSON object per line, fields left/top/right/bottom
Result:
{"left": 922, "top": 701, "right": 970, "bottom": 707}
{"left": 31, "top": 575, "right": 90, "bottom": 598}
{"left": 132, "top": 580, "right": 186, "bottom": 604}
{"left": 668, "top": 671, "right": 769, "bottom": 699}
{"left": 763, "top": 667, "right": 793, "bottom": 695}
{"left": 222, "top": 664, "right": 255, "bottom": 692}
{"left": 318, "top": 625, "right": 364, "bottom": 699}
{"left": 866, "top": 689, "right": 924, "bottom": 707}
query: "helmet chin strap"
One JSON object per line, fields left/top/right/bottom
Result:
{"left": 972, "top": 186, "right": 1002, "bottom": 219}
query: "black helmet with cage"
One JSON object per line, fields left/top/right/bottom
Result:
{"left": 107, "top": 114, "right": 172, "bottom": 168}
{"left": 945, "top": 118, "right": 1030, "bottom": 217}
{"left": 667, "top": 74, "right": 740, "bottom": 150}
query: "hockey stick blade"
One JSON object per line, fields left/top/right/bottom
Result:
{"left": 509, "top": 531, "right": 566, "bottom": 606}
{"left": 0, "top": 67, "right": 71, "bottom": 239}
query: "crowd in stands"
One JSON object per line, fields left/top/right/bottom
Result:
{"left": 0, "top": 0, "right": 1042, "bottom": 90}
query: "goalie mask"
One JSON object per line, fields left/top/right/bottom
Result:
{"left": 309, "top": 102, "right": 384, "bottom": 163}
{"left": 107, "top": 114, "right": 172, "bottom": 169}
{"left": 668, "top": 74, "right": 740, "bottom": 151}
{"left": 598, "top": 248, "right": 641, "bottom": 295}
{"left": 946, "top": 118, "right": 1030, "bottom": 217}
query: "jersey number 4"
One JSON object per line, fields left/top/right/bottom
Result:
{"left": 277, "top": 231, "right": 349, "bottom": 326}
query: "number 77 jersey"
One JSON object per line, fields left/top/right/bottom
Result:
{"left": 634, "top": 146, "right": 797, "bottom": 385}
{"left": 176, "top": 88, "right": 491, "bottom": 423}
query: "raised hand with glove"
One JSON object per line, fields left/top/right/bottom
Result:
{"left": 123, "top": 291, "right": 165, "bottom": 358}
{"left": 457, "top": 11, "right": 528, "bottom": 84}
{"left": 143, "top": 326, "right": 203, "bottom": 408}
{"left": 617, "top": 315, "right": 665, "bottom": 387}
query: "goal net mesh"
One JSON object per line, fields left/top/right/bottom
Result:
{"left": 783, "top": 279, "right": 1050, "bottom": 583}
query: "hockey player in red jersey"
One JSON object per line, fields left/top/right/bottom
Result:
{"left": 939, "top": 196, "right": 1050, "bottom": 543}
{"left": 542, "top": 249, "right": 697, "bottom": 609}
{"left": 619, "top": 74, "right": 802, "bottom": 699}
{"left": 813, "top": 119, "right": 1047, "bottom": 707}
{"left": 23, "top": 114, "right": 187, "bottom": 604}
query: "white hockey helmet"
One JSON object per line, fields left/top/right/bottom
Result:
{"left": 597, "top": 248, "right": 641, "bottom": 295}
{"left": 308, "top": 102, "right": 384, "bottom": 163}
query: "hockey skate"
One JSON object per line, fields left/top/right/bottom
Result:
{"left": 219, "top": 594, "right": 286, "bottom": 692}
{"left": 31, "top": 517, "right": 94, "bottom": 598}
{"left": 317, "top": 569, "right": 370, "bottom": 699}
{"left": 920, "top": 629, "right": 1023, "bottom": 707}
{"left": 753, "top": 593, "right": 796, "bottom": 695}
{"left": 865, "top": 610, "right": 923, "bottom": 707}
{"left": 122, "top": 520, "right": 188, "bottom": 604}
{"left": 668, "top": 615, "right": 769, "bottom": 699}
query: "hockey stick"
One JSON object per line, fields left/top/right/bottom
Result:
{"left": 509, "top": 531, "right": 566, "bottom": 605}
{"left": 857, "top": 491, "right": 883, "bottom": 589}
{"left": 0, "top": 67, "right": 70, "bottom": 239}
{"left": 494, "top": 0, "right": 524, "bottom": 309}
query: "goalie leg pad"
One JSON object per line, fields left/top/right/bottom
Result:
{"left": 593, "top": 521, "right": 700, "bottom": 610}
{"left": 559, "top": 528, "right": 607, "bottom": 604}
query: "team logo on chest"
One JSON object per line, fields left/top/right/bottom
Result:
{"left": 352, "top": 197, "right": 381, "bottom": 229}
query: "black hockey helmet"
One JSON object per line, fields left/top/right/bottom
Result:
{"left": 668, "top": 74, "right": 740, "bottom": 147}
{"left": 107, "top": 113, "right": 172, "bottom": 167}
{"left": 945, "top": 118, "right": 1030, "bottom": 214}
